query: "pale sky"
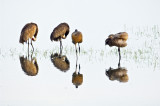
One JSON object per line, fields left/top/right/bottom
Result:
{"left": 0, "top": 0, "right": 160, "bottom": 49}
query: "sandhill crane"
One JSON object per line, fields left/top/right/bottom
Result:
{"left": 71, "top": 29, "right": 83, "bottom": 54}
{"left": 50, "top": 23, "right": 70, "bottom": 50}
{"left": 50, "top": 52, "right": 70, "bottom": 72}
{"left": 19, "top": 22, "right": 38, "bottom": 52}
{"left": 105, "top": 32, "right": 128, "bottom": 60}
{"left": 19, "top": 56, "right": 39, "bottom": 76}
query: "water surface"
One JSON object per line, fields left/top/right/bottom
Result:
{"left": 0, "top": 25, "right": 160, "bottom": 106}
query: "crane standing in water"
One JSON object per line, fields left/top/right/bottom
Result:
{"left": 19, "top": 22, "right": 38, "bottom": 52}
{"left": 105, "top": 32, "right": 128, "bottom": 61}
{"left": 50, "top": 23, "right": 70, "bottom": 50}
{"left": 71, "top": 29, "right": 83, "bottom": 54}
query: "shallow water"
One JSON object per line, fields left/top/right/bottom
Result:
{"left": 1, "top": 0, "right": 160, "bottom": 104}
{"left": 0, "top": 26, "right": 160, "bottom": 106}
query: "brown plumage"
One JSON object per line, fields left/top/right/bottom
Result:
{"left": 72, "top": 61, "right": 83, "bottom": 88}
{"left": 71, "top": 29, "right": 83, "bottom": 53}
{"left": 19, "top": 56, "right": 39, "bottom": 76}
{"left": 105, "top": 32, "right": 128, "bottom": 59}
{"left": 72, "top": 72, "right": 83, "bottom": 88}
{"left": 50, "top": 23, "right": 70, "bottom": 49}
{"left": 106, "top": 67, "right": 128, "bottom": 82}
{"left": 105, "top": 32, "right": 128, "bottom": 47}
{"left": 19, "top": 22, "right": 38, "bottom": 51}
{"left": 50, "top": 53, "right": 70, "bottom": 72}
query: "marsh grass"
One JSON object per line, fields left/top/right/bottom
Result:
{"left": 0, "top": 46, "right": 159, "bottom": 62}
{"left": 0, "top": 25, "right": 159, "bottom": 69}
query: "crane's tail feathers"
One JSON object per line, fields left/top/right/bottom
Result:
{"left": 19, "top": 36, "right": 25, "bottom": 44}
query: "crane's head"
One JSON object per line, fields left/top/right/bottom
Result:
{"left": 75, "top": 29, "right": 78, "bottom": 32}
{"left": 32, "top": 37, "right": 36, "bottom": 41}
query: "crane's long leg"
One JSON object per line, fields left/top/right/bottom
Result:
{"left": 60, "top": 40, "right": 61, "bottom": 50}
{"left": 118, "top": 47, "right": 121, "bottom": 67}
{"left": 78, "top": 64, "right": 81, "bottom": 74}
{"left": 75, "top": 44, "right": 78, "bottom": 54}
{"left": 31, "top": 39, "right": 34, "bottom": 52}
{"left": 31, "top": 50, "right": 33, "bottom": 59}
{"left": 76, "top": 59, "right": 78, "bottom": 72}
{"left": 78, "top": 43, "right": 80, "bottom": 54}
{"left": 75, "top": 54, "right": 78, "bottom": 74}
{"left": 28, "top": 39, "right": 29, "bottom": 57}
{"left": 118, "top": 56, "right": 121, "bottom": 68}
{"left": 60, "top": 40, "right": 63, "bottom": 51}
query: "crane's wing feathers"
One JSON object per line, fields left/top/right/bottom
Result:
{"left": 50, "top": 23, "right": 70, "bottom": 41}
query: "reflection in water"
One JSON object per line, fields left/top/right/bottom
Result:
{"left": 50, "top": 48, "right": 70, "bottom": 72}
{"left": 106, "top": 67, "right": 128, "bottom": 82}
{"left": 72, "top": 54, "right": 83, "bottom": 88}
{"left": 19, "top": 52, "right": 39, "bottom": 76}
{"left": 105, "top": 58, "right": 128, "bottom": 83}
